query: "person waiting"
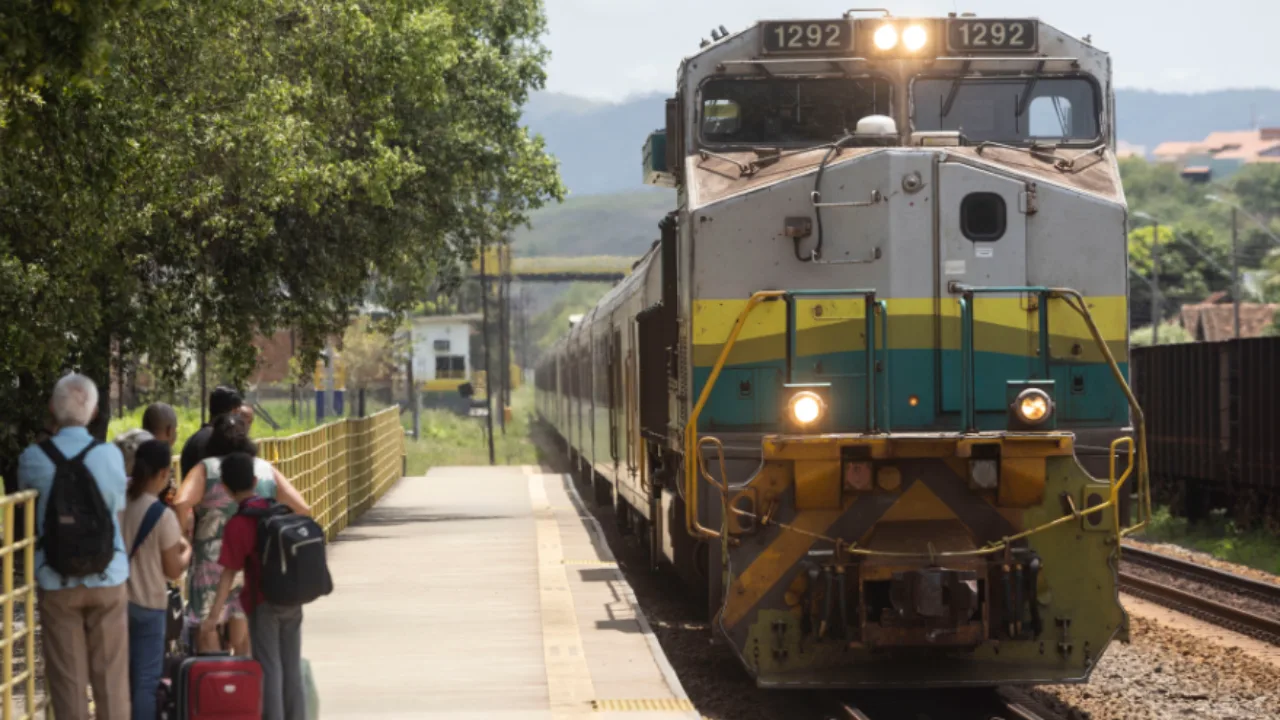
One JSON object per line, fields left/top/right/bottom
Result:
{"left": 122, "top": 440, "right": 190, "bottom": 720}
{"left": 179, "top": 386, "right": 243, "bottom": 479}
{"left": 17, "top": 374, "right": 130, "bottom": 720}
{"left": 174, "top": 414, "right": 309, "bottom": 654}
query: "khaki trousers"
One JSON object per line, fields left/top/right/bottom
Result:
{"left": 38, "top": 583, "right": 130, "bottom": 720}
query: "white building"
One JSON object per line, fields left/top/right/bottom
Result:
{"left": 411, "top": 314, "right": 480, "bottom": 389}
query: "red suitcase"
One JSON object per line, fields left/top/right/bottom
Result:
{"left": 174, "top": 654, "right": 263, "bottom": 719}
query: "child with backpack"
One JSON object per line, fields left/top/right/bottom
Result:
{"left": 201, "top": 452, "right": 331, "bottom": 720}
{"left": 122, "top": 441, "right": 191, "bottom": 720}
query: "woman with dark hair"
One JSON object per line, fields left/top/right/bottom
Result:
{"left": 122, "top": 440, "right": 190, "bottom": 720}
{"left": 174, "top": 413, "right": 309, "bottom": 654}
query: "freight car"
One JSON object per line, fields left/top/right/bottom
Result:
{"left": 1132, "top": 337, "right": 1280, "bottom": 521}
{"left": 535, "top": 9, "right": 1151, "bottom": 689}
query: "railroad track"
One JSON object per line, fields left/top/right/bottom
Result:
{"left": 1119, "top": 545, "right": 1280, "bottom": 645}
{"left": 833, "top": 687, "right": 1064, "bottom": 720}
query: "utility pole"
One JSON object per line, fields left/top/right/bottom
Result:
{"left": 406, "top": 327, "right": 420, "bottom": 439}
{"left": 498, "top": 245, "right": 508, "bottom": 434}
{"left": 199, "top": 349, "right": 207, "bottom": 424}
{"left": 1232, "top": 207, "right": 1241, "bottom": 338}
{"left": 1151, "top": 220, "right": 1161, "bottom": 345}
{"left": 324, "top": 338, "right": 336, "bottom": 422}
{"left": 479, "top": 242, "right": 496, "bottom": 465}
{"left": 519, "top": 284, "right": 529, "bottom": 373}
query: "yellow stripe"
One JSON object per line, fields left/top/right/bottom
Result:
{"left": 691, "top": 296, "right": 1128, "bottom": 366}
{"left": 693, "top": 296, "right": 1127, "bottom": 344}
{"left": 721, "top": 509, "right": 842, "bottom": 628}
{"left": 530, "top": 476, "right": 596, "bottom": 714}
{"left": 592, "top": 698, "right": 697, "bottom": 712}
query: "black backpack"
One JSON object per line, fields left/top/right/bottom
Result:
{"left": 39, "top": 440, "right": 116, "bottom": 580}
{"left": 239, "top": 501, "right": 332, "bottom": 606}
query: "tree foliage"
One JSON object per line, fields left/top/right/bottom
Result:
{"left": 0, "top": 0, "right": 562, "bottom": 474}
{"left": 1119, "top": 159, "right": 1280, "bottom": 322}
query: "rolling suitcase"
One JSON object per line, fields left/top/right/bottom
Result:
{"left": 173, "top": 653, "right": 263, "bottom": 719}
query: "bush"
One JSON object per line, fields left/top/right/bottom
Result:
{"left": 1130, "top": 321, "right": 1193, "bottom": 346}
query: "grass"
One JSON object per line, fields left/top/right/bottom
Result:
{"left": 402, "top": 386, "right": 538, "bottom": 475}
{"left": 1135, "top": 505, "right": 1280, "bottom": 575}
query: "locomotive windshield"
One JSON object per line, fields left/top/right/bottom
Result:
{"left": 912, "top": 76, "right": 1100, "bottom": 145}
{"left": 700, "top": 77, "right": 892, "bottom": 146}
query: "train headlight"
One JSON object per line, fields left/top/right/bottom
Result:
{"left": 873, "top": 24, "right": 899, "bottom": 50}
{"left": 1013, "top": 388, "right": 1053, "bottom": 426}
{"left": 902, "top": 25, "right": 928, "bottom": 51}
{"left": 789, "top": 391, "right": 825, "bottom": 426}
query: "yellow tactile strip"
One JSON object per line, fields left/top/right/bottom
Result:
{"left": 530, "top": 474, "right": 597, "bottom": 716}
{"left": 592, "top": 698, "right": 698, "bottom": 712}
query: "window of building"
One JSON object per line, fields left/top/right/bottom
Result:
{"left": 436, "top": 355, "right": 466, "bottom": 379}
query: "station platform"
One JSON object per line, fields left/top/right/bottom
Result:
{"left": 304, "top": 466, "right": 698, "bottom": 719}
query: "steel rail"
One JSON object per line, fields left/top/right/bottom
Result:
{"left": 1119, "top": 570, "right": 1280, "bottom": 645}
{"left": 1122, "top": 545, "right": 1280, "bottom": 604}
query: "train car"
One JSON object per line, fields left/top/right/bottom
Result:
{"left": 536, "top": 9, "right": 1150, "bottom": 689}
{"left": 1132, "top": 337, "right": 1280, "bottom": 520}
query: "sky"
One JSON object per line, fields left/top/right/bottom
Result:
{"left": 541, "top": 0, "right": 1279, "bottom": 101}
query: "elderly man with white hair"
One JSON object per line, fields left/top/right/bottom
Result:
{"left": 18, "top": 373, "right": 130, "bottom": 720}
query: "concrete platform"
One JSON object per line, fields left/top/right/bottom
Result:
{"left": 304, "top": 466, "right": 698, "bottom": 720}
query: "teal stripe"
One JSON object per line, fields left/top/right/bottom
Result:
{"left": 694, "top": 349, "right": 1128, "bottom": 432}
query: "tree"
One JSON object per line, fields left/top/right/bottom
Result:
{"left": 342, "top": 317, "right": 404, "bottom": 393}
{"left": 0, "top": 0, "right": 149, "bottom": 130}
{"left": 0, "top": 0, "right": 563, "bottom": 482}
{"left": 1231, "top": 164, "right": 1280, "bottom": 221}
{"left": 1127, "top": 223, "right": 1232, "bottom": 326}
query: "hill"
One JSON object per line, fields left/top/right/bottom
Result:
{"left": 1115, "top": 89, "right": 1280, "bottom": 153}
{"left": 523, "top": 91, "right": 667, "bottom": 197}
{"left": 511, "top": 189, "right": 673, "bottom": 258}
{"left": 521, "top": 89, "right": 1280, "bottom": 196}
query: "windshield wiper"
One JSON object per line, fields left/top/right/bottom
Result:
{"left": 1015, "top": 60, "right": 1048, "bottom": 118}
{"left": 940, "top": 60, "right": 972, "bottom": 118}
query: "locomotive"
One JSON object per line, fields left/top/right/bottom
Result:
{"left": 535, "top": 9, "right": 1151, "bottom": 688}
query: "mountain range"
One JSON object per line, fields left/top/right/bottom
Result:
{"left": 521, "top": 88, "right": 1280, "bottom": 197}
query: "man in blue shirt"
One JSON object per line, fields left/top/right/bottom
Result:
{"left": 18, "top": 373, "right": 130, "bottom": 720}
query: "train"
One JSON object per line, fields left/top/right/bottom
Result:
{"left": 535, "top": 9, "right": 1151, "bottom": 689}
{"left": 1133, "top": 337, "right": 1280, "bottom": 521}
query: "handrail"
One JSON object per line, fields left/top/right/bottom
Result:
{"left": 1109, "top": 437, "right": 1136, "bottom": 540}
{"left": 684, "top": 290, "right": 787, "bottom": 538}
{"left": 0, "top": 491, "right": 39, "bottom": 720}
{"left": 783, "top": 288, "right": 881, "bottom": 433}
{"left": 953, "top": 284, "right": 1053, "bottom": 432}
{"left": 876, "top": 299, "right": 891, "bottom": 432}
{"left": 687, "top": 288, "right": 892, "bottom": 537}
{"left": 1053, "top": 287, "right": 1152, "bottom": 534}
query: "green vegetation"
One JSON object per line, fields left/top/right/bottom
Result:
{"left": 529, "top": 283, "right": 613, "bottom": 350}
{"left": 511, "top": 190, "right": 672, "bottom": 257}
{"left": 1129, "top": 321, "right": 1194, "bottom": 347}
{"left": 513, "top": 255, "right": 637, "bottom": 275}
{"left": 1137, "top": 506, "right": 1280, "bottom": 575}
{"left": 1, "top": 0, "right": 564, "bottom": 476}
{"left": 1120, "top": 159, "right": 1280, "bottom": 324}
{"left": 402, "top": 387, "right": 537, "bottom": 474}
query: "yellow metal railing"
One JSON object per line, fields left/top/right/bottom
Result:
{"left": 683, "top": 289, "right": 1152, "bottom": 556}
{"left": 0, "top": 407, "right": 405, "bottom": 717}
{"left": 0, "top": 491, "right": 41, "bottom": 720}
